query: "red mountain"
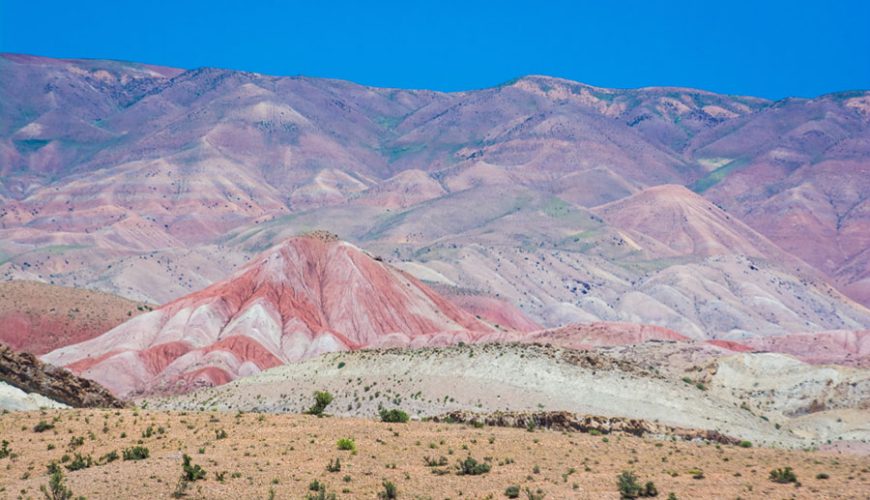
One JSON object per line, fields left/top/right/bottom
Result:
{"left": 42, "top": 232, "right": 510, "bottom": 396}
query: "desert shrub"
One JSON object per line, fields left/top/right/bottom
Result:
{"left": 65, "top": 453, "right": 93, "bottom": 471}
{"left": 424, "top": 456, "right": 448, "bottom": 467}
{"left": 326, "top": 458, "right": 341, "bottom": 472}
{"left": 738, "top": 440, "right": 752, "bottom": 448}
{"left": 307, "top": 391, "right": 334, "bottom": 416}
{"left": 525, "top": 488, "right": 546, "bottom": 500}
{"left": 305, "top": 479, "right": 337, "bottom": 499}
{"left": 378, "top": 480, "right": 398, "bottom": 499}
{"left": 0, "top": 440, "right": 10, "bottom": 459}
{"left": 215, "top": 429, "right": 228, "bottom": 440}
{"left": 123, "top": 446, "right": 150, "bottom": 461}
{"left": 617, "top": 471, "right": 657, "bottom": 498}
{"left": 379, "top": 408, "right": 410, "bottom": 423}
{"left": 40, "top": 467, "right": 76, "bottom": 500}
{"left": 98, "top": 450, "right": 119, "bottom": 464}
{"left": 182, "top": 454, "right": 206, "bottom": 481}
{"left": 336, "top": 438, "right": 356, "bottom": 451}
{"left": 816, "top": 472, "right": 829, "bottom": 480}
{"left": 67, "top": 436, "right": 84, "bottom": 449}
{"left": 504, "top": 485, "right": 521, "bottom": 498}
{"left": 34, "top": 420, "right": 55, "bottom": 433}
{"left": 457, "top": 456, "right": 491, "bottom": 475}
{"left": 769, "top": 467, "right": 797, "bottom": 484}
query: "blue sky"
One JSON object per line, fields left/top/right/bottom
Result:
{"left": 1, "top": 0, "right": 868, "bottom": 98}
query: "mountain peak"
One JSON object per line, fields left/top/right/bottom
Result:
{"left": 43, "top": 236, "right": 501, "bottom": 396}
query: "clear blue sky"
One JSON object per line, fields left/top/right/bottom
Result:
{"left": 1, "top": 0, "right": 868, "bottom": 98}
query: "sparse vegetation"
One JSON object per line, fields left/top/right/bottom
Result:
{"left": 40, "top": 467, "right": 77, "bottom": 500}
{"left": 336, "top": 438, "right": 356, "bottom": 451}
{"left": 379, "top": 408, "right": 410, "bottom": 423}
{"left": 457, "top": 456, "right": 491, "bottom": 475}
{"left": 617, "top": 471, "right": 658, "bottom": 498}
{"left": 769, "top": 467, "right": 797, "bottom": 484}
{"left": 34, "top": 420, "right": 55, "bottom": 433}
{"left": 307, "top": 391, "right": 334, "bottom": 416}
{"left": 122, "top": 446, "right": 150, "bottom": 461}
{"left": 379, "top": 480, "right": 398, "bottom": 499}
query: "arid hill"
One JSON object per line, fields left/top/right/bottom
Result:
{"left": 0, "top": 280, "right": 152, "bottom": 354}
{"left": 42, "top": 234, "right": 518, "bottom": 397}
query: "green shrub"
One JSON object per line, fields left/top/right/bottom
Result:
{"left": 182, "top": 454, "right": 206, "bottom": 481}
{"left": 617, "top": 471, "right": 658, "bottom": 498}
{"left": 122, "top": 446, "right": 150, "bottom": 461}
{"left": 336, "top": 438, "right": 356, "bottom": 451}
{"left": 504, "top": 485, "right": 521, "bottom": 498}
{"left": 769, "top": 467, "right": 797, "bottom": 484}
{"left": 738, "top": 440, "right": 752, "bottom": 448}
{"left": 98, "top": 450, "right": 119, "bottom": 464}
{"left": 0, "top": 440, "right": 10, "bottom": 459}
{"left": 326, "top": 458, "right": 341, "bottom": 472}
{"left": 379, "top": 408, "right": 410, "bottom": 423}
{"left": 40, "top": 468, "right": 75, "bottom": 500}
{"left": 424, "top": 456, "right": 448, "bottom": 467}
{"left": 378, "top": 480, "right": 398, "bottom": 499}
{"left": 816, "top": 472, "right": 829, "bottom": 480}
{"left": 456, "top": 456, "right": 491, "bottom": 475}
{"left": 307, "top": 391, "right": 334, "bottom": 416}
{"left": 34, "top": 420, "right": 55, "bottom": 433}
{"left": 65, "top": 453, "right": 93, "bottom": 471}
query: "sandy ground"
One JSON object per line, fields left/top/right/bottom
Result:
{"left": 0, "top": 409, "right": 867, "bottom": 499}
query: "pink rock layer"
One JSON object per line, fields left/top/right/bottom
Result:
{"left": 43, "top": 234, "right": 509, "bottom": 396}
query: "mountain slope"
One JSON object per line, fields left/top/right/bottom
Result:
{"left": 0, "top": 280, "right": 152, "bottom": 354}
{"left": 594, "top": 184, "right": 791, "bottom": 259}
{"left": 1, "top": 53, "right": 868, "bottom": 335}
{"left": 42, "top": 232, "right": 509, "bottom": 397}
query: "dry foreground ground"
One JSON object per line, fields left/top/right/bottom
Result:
{"left": 1, "top": 410, "right": 868, "bottom": 499}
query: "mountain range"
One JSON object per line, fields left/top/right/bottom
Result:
{"left": 1, "top": 52, "right": 869, "bottom": 342}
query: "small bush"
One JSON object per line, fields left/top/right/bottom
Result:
{"left": 424, "top": 456, "right": 448, "bottom": 467}
{"left": 40, "top": 468, "right": 74, "bottom": 500}
{"left": 182, "top": 454, "right": 206, "bottom": 481}
{"left": 123, "top": 446, "right": 150, "bottom": 461}
{"left": 738, "top": 440, "right": 752, "bottom": 448}
{"left": 34, "top": 420, "right": 55, "bottom": 433}
{"left": 379, "top": 480, "right": 398, "bottom": 499}
{"left": 769, "top": 467, "right": 797, "bottom": 484}
{"left": 215, "top": 429, "right": 228, "bottom": 440}
{"left": 617, "top": 471, "right": 657, "bottom": 498}
{"left": 98, "top": 450, "right": 119, "bottom": 464}
{"left": 504, "top": 485, "right": 521, "bottom": 498}
{"left": 307, "top": 391, "right": 334, "bottom": 416}
{"left": 0, "top": 440, "right": 10, "bottom": 459}
{"left": 65, "top": 453, "right": 93, "bottom": 471}
{"left": 337, "top": 438, "right": 356, "bottom": 451}
{"left": 816, "top": 472, "right": 829, "bottom": 480}
{"left": 457, "top": 456, "right": 491, "bottom": 476}
{"left": 379, "top": 408, "right": 410, "bottom": 423}
{"left": 326, "top": 458, "right": 341, "bottom": 472}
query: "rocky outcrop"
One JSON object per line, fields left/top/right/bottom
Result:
{"left": 432, "top": 410, "right": 740, "bottom": 445}
{"left": 0, "top": 344, "right": 124, "bottom": 408}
